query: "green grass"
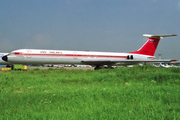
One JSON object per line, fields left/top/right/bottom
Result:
{"left": 0, "top": 65, "right": 180, "bottom": 119}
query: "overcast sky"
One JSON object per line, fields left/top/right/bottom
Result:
{"left": 0, "top": 0, "right": 180, "bottom": 60}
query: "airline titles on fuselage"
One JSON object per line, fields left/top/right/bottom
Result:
{"left": 40, "top": 51, "right": 62, "bottom": 54}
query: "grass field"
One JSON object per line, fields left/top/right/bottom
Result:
{"left": 0, "top": 65, "right": 180, "bottom": 119}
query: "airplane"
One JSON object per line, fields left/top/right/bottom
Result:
{"left": 2, "top": 34, "right": 177, "bottom": 70}
{"left": 0, "top": 53, "right": 12, "bottom": 65}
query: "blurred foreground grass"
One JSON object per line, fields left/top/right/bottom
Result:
{"left": 0, "top": 65, "right": 180, "bottom": 119}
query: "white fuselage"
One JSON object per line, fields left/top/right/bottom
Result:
{"left": 5, "top": 49, "right": 153, "bottom": 65}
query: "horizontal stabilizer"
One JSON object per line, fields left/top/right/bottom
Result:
{"left": 143, "top": 34, "right": 177, "bottom": 39}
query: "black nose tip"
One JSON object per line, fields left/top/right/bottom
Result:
{"left": 2, "top": 55, "right": 8, "bottom": 62}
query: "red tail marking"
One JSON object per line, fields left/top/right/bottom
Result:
{"left": 129, "top": 38, "right": 160, "bottom": 56}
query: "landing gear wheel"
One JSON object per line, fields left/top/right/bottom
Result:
{"left": 94, "top": 65, "right": 102, "bottom": 70}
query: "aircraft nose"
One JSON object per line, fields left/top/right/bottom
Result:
{"left": 2, "top": 55, "right": 8, "bottom": 62}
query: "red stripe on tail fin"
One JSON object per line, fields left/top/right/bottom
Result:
{"left": 129, "top": 38, "right": 160, "bottom": 56}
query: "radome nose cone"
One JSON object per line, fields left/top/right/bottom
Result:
{"left": 2, "top": 55, "right": 8, "bottom": 62}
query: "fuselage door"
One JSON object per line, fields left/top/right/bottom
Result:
{"left": 73, "top": 52, "right": 77, "bottom": 59}
{"left": 27, "top": 50, "right": 32, "bottom": 58}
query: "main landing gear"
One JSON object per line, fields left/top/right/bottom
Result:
{"left": 94, "top": 65, "right": 102, "bottom": 70}
{"left": 94, "top": 65, "right": 114, "bottom": 70}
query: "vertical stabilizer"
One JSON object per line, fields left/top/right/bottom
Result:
{"left": 129, "top": 34, "right": 177, "bottom": 56}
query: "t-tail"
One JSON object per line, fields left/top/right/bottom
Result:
{"left": 129, "top": 34, "right": 177, "bottom": 56}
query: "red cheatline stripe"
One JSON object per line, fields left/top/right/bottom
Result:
{"left": 14, "top": 52, "right": 127, "bottom": 59}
